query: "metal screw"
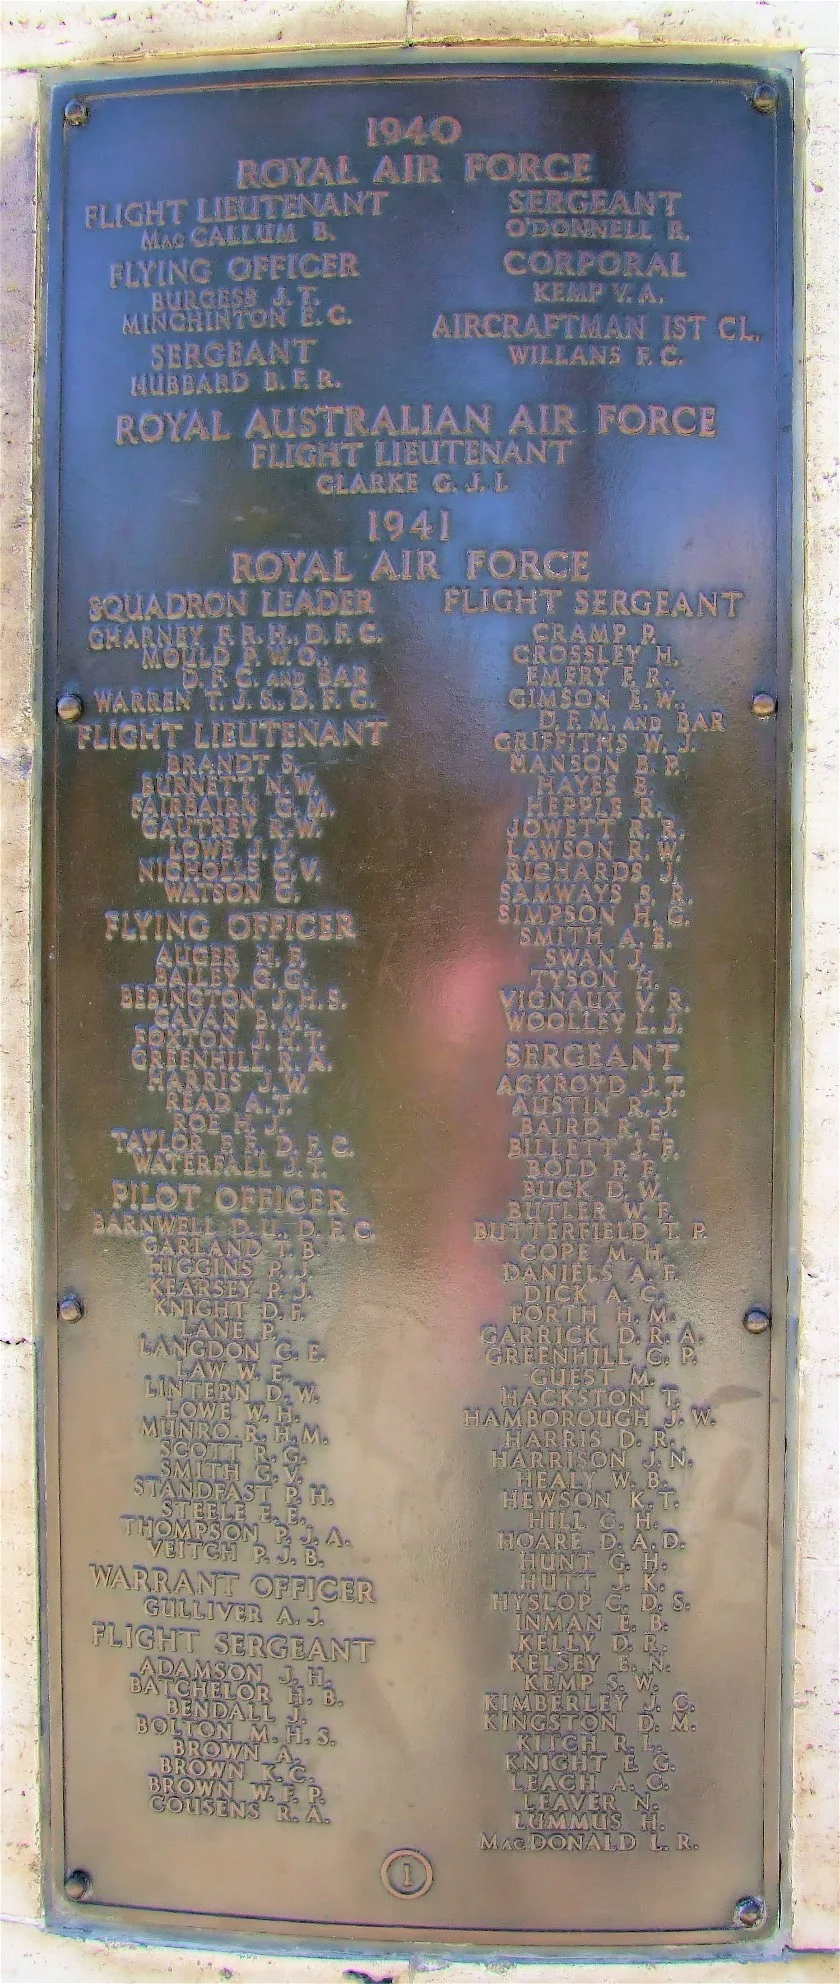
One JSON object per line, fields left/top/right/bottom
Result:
{"left": 64, "top": 1869, "right": 92, "bottom": 1901}
{"left": 58, "top": 1291, "right": 84, "bottom": 1324}
{"left": 744, "top": 1306, "right": 771, "bottom": 1335}
{"left": 751, "top": 691, "right": 777, "bottom": 718}
{"left": 751, "top": 84, "right": 777, "bottom": 115}
{"left": 57, "top": 689, "right": 84, "bottom": 723}
{"left": 64, "top": 100, "right": 89, "bottom": 127}
{"left": 733, "top": 1895, "right": 766, "bottom": 1929}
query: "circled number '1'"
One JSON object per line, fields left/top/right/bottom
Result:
{"left": 380, "top": 1849, "right": 434, "bottom": 1899}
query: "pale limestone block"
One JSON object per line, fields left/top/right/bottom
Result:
{"left": 408, "top": 0, "right": 840, "bottom": 49}
{"left": 0, "top": 69, "right": 38, "bottom": 1354}
{"left": 0, "top": 1344, "right": 41, "bottom": 1926}
{"left": 0, "top": 65, "right": 41, "bottom": 1940}
{"left": 0, "top": 0, "right": 407, "bottom": 67}
{"left": 789, "top": 36, "right": 840, "bottom": 1957}
{"left": 0, "top": 4, "right": 837, "bottom": 1975}
{"left": 3, "top": 1927, "right": 840, "bottom": 1984}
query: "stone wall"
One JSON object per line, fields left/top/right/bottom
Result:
{"left": 1, "top": 4, "right": 837, "bottom": 1977}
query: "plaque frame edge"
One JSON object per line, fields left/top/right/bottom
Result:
{"left": 34, "top": 46, "right": 801, "bottom": 1962}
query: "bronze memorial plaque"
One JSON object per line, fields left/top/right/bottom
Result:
{"left": 40, "top": 59, "right": 793, "bottom": 1954}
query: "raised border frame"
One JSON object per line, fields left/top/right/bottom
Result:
{"left": 36, "top": 47, "right": 796, "bottom": 1963}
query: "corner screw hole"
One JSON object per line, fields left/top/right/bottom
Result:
{"left": 58, "top": 1292, "right": 84, "bottom": 1324}
{"left": 733, "top": 1895, "right": 766, "bottom": 1929}
{"left": 57, "top": 690, "right": 84, "bottom": 723}
{"left": 743, "top": 1306, "right": 771, "bottom": 1335}
{"left": 64, "top": 1869, "right": 92, "bottom": 1901}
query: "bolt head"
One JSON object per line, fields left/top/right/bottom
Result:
{"left": 751, "top": 691, "right": 778, "bottom": 718}
{"left": 56, "top": 690, "right": 84, "bottom": 723}
{"left": 64, "top": 1869, "right": 92, "bottom": 1901}
{"left": 744, "top": 1306, "right": 771, "bottom": 1335}
{"left": 64, "top": 99, "right": 89, "bottom": 127}
{"left": 58, "top": 1291, "right": 84, "bottom": 1324}
{"left": 733, "top": 1895, "right": 766, "bottom": 1929}
{"left": 751, "top": 84, "right": 777, "bottom": 114}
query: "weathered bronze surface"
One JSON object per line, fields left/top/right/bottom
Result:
{"left": 41, "top": 59, "right": 793, "bottom": 1953}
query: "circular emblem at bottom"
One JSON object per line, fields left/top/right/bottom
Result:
{"left": 380, "top": 1848, "right": 434, "bottom": 1899}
